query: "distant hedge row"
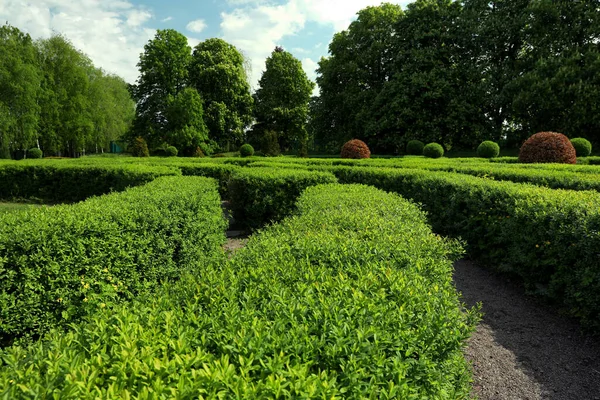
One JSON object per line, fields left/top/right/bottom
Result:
{"left": 0, "top": 176, "right": 227, "bottom": 345}
{"left": 0, "top": 184, "right": 478, "bottom": 398}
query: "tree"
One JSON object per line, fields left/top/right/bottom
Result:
{"left": 189, "top": 38, "right": 253, "bottom": 151}
{"left": 165, "top": 87, "right": 211, "bottom": 153}
{"left": 131, "top": 29, "right": 191, "bottom": 147}
{"left": 314, "top": 3, "right": 403, "bottom": 153}
{"left": 254, "top": 47, "right": 314, "bottom": 154}
{"left": 0, "top": 24, "right": 41, "bottom": 158}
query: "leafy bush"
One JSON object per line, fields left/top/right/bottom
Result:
{"left": 332, "top": 165, "right": 600, "bottom": 330}
{"left": 0, "top": 176, "right": 227, "bottom": 345}
{"left": 340, "top": 139, "right": 371, "bottom": 159}
{"left": 477, "top": 141, "right": 500, "bottom": 158}
{"left": 423, "top": 143, "right": 444, "bottom": 158}
{"left": 239, "top": 144, "right": 254, "bottom": 157}
{"left": 175, "top": 162, "right": 240, "bottom": 196}
{"left": 519, "top": 131, "right": 576, "bottom": 164}
{"left": 27, "top": 148, "right": 42, "bottom": 159}
{"left": 261, "top": 130, "right": 281, "bottom": 156}
{"left": 0, "top": 163, "right": 179, "bottom": 203}
{"left": 406, "top": 139, "right": 425, "bottom": 155}
{"left": 570, "top": 137, "right": 592, "bottom": 157}
{"left": 228, "top": 167, "right": 337, "bottom": 229}
{"left": 0, "top": 184, "right": 478, "bottom": 398}
{"left": 130, "top": 136, "right": 150, "bottom": 157}
{"left": 165, "top": 146, "right": 178, "bottom": 157}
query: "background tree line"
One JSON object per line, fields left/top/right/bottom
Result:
{"left": 0, "top": 24, "right": 134, "bottom": 158}
{"left": 312, "top": 0, "right": 600, "bottom": 154}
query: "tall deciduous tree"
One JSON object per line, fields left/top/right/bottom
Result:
{"left": 254, "top": 47, "right": 314, "bottom": 155}
{"left": 0, "top": 24, "right": 41, "bottom": 158}
{"left": 189, "top": 38, "right": 253, "bottom": 151}
{"left": 165, "top": 87, "right": 210, "bottom": 153}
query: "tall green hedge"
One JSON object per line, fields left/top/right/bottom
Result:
{"left": 332, "top": 166, "right": 600, "bottom": 330}
{"left": 0, "top": 184, "right": 478, "bottom": 398}
{"left": 0, "top": 176, "right": 227, "bottom": 345}
{"left": 228, "top": 167, "right": 338, "bottom": 229}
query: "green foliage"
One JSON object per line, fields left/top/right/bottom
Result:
{"left": 406, "top": 140, "right": 425, "bottom": 155}
{"left": 519, "top": 132, "right": 576, "bottom": 164}
{"left": 332, "top": 165, "right": 600, "bottom": 330}
{"left": 189, "top": 38, "right": 254, "bottom": 151}
{"left": 228, "top": 167, "right": 337, "bottom": 229}
{"left": 0, "top": 184, "right": 478, "bottom": 398}
{"left": 260, "top": 130, "right": 281, "bottom": 156}
{"left": 254, "top": 48, "right": 314, "bottom": 153}
{"left": 423, "top": 143, "right": 444, "bottom": 158}
{"left": 0, "top": 162, "right": 179, "bottom": 203}
{"left": 27, "top": 148, "right": 42, "bottom": 159}
{"left": 477, "top": 141, "right": 500, "bottom": 158}
{"left": 130, "top": 136, "right": 150, "bottom": 157}
{"left": 571, "top": 138, "right": 592, "bottom": 157}
{"left": 165, "top": 146, "right": 178, "bottom": 157}
{"left": 239, "top": 143, "right": 254, "bottom": 157}
{"left": 0, "top": 176, "right": 226, "bottom": 345}
{"left": 340, "top": 139, "right": 371, "bottom": 159}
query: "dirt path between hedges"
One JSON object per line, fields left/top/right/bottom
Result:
{"left": 454, "top": 259, "right": 600, "bottom": 400}
{"left": 224, "top": 228, "right": 600, "bottom": 399}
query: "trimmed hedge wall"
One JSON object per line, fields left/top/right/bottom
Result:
{"left": 228, "top": 167, "right": 338, "bottom": 229}
{"left": 331, "top": 166, "right": 600, "bottom": 330}
{"left": 0, "top": 176, "right": 227, "bottom": 345}
{"left": 0, "top": 162, "right": 179, "bottom": 203}
{"left": 0, "top": 184, "right": 478, "bottom": 398}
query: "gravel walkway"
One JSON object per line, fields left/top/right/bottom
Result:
{"left": 454, "top": 260, "right": 600, "bottom": 400}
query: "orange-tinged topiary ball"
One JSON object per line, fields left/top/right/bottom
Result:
{"left": 518, "top": 132, "right": 576, "bottom": 164}
{"left": 341, "top": 139, "right": 371, "bottom": 159}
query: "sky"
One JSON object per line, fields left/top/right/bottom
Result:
{"left": 0, "top": 0, "right": 411, "bottom": 92}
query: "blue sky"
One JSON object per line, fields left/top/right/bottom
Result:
{"left": 0, "top": 0, "right": 411, "bottom": 92}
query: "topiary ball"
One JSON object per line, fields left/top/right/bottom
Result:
{"left": 519, "top": 132, "right": 576, "bottom": 164}
{"left": 341, "top": 139, "right": 371, "bottom": 159}
{"left": 406, "top": 140, "right": 425, "bottom": 155}
{"left": 165, "top": 146, "right": 178, "bottom": 157}
{"left": 477, "top": 141, "right": 500, "bottom": 158}
{"left": 570, "top": 137, "right": 592, "bottom": 157}
{"left": 239, "top": 144, "right": 255, "bottom": 157}
{"left": 423, "top": 143, "right": 444, "bottom": 158}
{"left": 27, "top": 148, "right": 43, "bottom": 159}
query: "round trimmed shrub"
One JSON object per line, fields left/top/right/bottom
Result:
{"left": 570, "top": 137, "right": 592, "bottom": 157}
{"left": 423, "top": 143, "right": 444, "bottom": 158}
{"left": 340, "top": 139, "right": 371, "bottom": 159}
{"left": 27, "top": 148, "right": 43, "bottom": 159}
{"left": 239, "top": 144, "right": 255, "bottom": 157}
{"left": 130, "top": 137, "right": 150, "bottom": 157}
{"left": 477, "top": 141, "right": 500, "bottom": 158}
{"left": 518, "top": 132, "right": 576, "bottom": 164}
{"left": 165, "top": 146, "right": 178, "bottom": 157}
{"left": 406, "top": 140, "right": 425, "bottom": 155}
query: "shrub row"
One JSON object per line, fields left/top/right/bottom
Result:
{"left": 330, "top": 166, "right": 600, "bottom": 330}
{"left": 0, "top": 161, "right": 179, "bottom": 203}
{"left": 0, "top": 176, "right": 227, "bottom": 345}
{"left": 228, "top": 167, "right": 337, "bottom": 229}
{"left": 0, "top": 184, "right": 478, "bottom": 398}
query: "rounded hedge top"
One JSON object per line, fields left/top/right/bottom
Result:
{"left": 570, "top": 137, "right": 592, "bottom": 157}
{"left": 477, "top": 141, "right": 500, "bottom": 158}
{"left": 240, "top": 144, "right": 255, "bottom": 157}
{"left": 341, "top": 139, "right": 371, "bottom": 159}
{"left": 27, "top": 148, "right": 43, "bottom": 159}
{"left": 519, "top": 132, "right": 576, "bottom": 164}
{"left": 406, "top": 140, "right": 425, "bottom": 156}
{"left": 165, "top": 146, "right": 178, "bottom": 157}
{"left": 423, "top": 143, "right": 444, "bottom": 158}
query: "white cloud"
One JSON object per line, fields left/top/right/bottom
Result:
{"left": 161, "top": 16, "right": 173, "bottom": 22}
{"left": 186, "top": 19, "right": 207, "bottom": 33}
{"left": 0, "top": 0, "right": 156, "bottom": 83}
{"left": 301, "top": 57, "right": 319, "bottom": 95}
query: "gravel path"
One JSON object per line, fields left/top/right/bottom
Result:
{"left": 454, "top": 260, "right": 600, "bottom": 400}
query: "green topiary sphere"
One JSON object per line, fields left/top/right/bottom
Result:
{"left": 239, "top": 144, "right": 255, "bottom": 157}
{"left": 477, "top": 141, "right": 500, "bottom": 158}
{"left": 165, "top": 146, "right": 178, "bottom": 157}
{"left": 27, "top": 148, "right": 43, "bottom": 159}
{"left": 423, "top": 143, "right": 444, "bottom": 158}
{"left": 406, "top": 140, "right": 425, "bottom": 155}
{"left": 570, "top": 138, "right": 592, "bottom": 157}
